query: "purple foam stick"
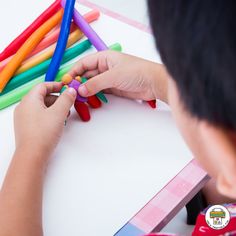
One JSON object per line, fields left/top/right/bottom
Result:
{"left": 61, "top": 0, "right": 108, "bottom": 51}
{"left": 69, "top": 79, "right": 88, "bottom": 102}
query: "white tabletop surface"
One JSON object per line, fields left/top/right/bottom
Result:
{"left": 0, "top": 1, "right": 193, "bottom": 235}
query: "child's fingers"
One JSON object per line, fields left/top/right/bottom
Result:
{"left": 51, "top": 87, "right": 76, "bottom": 118}
{"left": 27, "top": 82, "right": 63, "bottom": 102}
{"left": 82, "top": 69, "right": 99, "bottom": 78}
{"left": 106, "top": 88, "right": 143, "bottom": 100}
{"left": 43, "top": 82, "right": 63, "bottom": 94}
{"left": 68, "top": 51, "right": 109, "bottom": 77}
{"left": 78, "top": 69, "right": 117, "bottom": 97}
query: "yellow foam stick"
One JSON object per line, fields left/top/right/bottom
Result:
{"left": 75, "top": 76, "right": 81, "bottom": 82}
{"left": 0, "top": 9, "right": 64, "bottom": 93}
{"left": 15, "top": 29, "right": 83, "bottom": 75}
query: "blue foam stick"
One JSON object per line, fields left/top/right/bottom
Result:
{"left": 61, "top": 0, "right": 108, "bottom": 51}
{"left": 45, "top": 0, "right": 76, "bottom": 81}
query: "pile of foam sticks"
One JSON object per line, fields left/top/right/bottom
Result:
{"left": 0, "top": 0, "right": 156, "bottom": 122}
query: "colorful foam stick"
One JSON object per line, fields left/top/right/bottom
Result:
{"left": 62, "top": 75, "right": 87, "bottom": 102}
{"left": 87, "top": 95, "right": 102, "bottom": 109}
{"left": 0, "top": 40, "right": 91, "bottom": 96}
{"left": 61, "top": 74, "right": 73, "bottom": 84}
{"left": 75, "top": 76, "right": 102, "bottom": 108}
{"left": 63, "top": 75, "right": 102, "bottom": 109}
{"left": 61, "top": 0, "right": 108, "bottom": 51}
{"left": 68, "top": 79, "right": 87, "bottom": 102}
{"left": 0, "top": 10, "right": 100, "bottom": 72}
{"left": 74, "top": 100, "right": 91, "bottom": 122}
{"left": 0, "top": 63, "right": 74, "bottom": 110}
{"left": 63, "top": 74, "right": 108, "bottom": 103}
{"left": 61, "top": 1, "right": 156, "bottom": 108}
{"left": 147, "top": 100, "right": 157, "bottom": 109}
{"left": 60, "top": 85, "right": 69, "bottom": 94}
{"left": 0, "top": 0, "right": 61, "bottom": 62}
{"left": 15, "top": 29, "right": 83, "bottom": 75}
{"left": 45, "top": 0, "right": 76, "bottom": 82}
{"left": 0, "top": 43, "right": 122, "bottom": 110}
{"left": 0, "top": 27, "right": 62, "bottom": 72}
{"left": 74, "top": 75, "right": 82, "bottom": 82}
{"left": 0, "top": 9, "right": 64, "bottom": 93}
{"left": 77, "top": 76, "right": 101, "bottom": 108}
{"left": 62, "top": 75, "right": 101, "bottom": 121}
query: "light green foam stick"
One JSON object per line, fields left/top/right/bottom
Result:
{"left": 0, "top": 43, "right": 122, "bottom": 110}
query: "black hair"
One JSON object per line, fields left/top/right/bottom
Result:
{"left": 148, "top": 0, "right": 236, "bottom": 130}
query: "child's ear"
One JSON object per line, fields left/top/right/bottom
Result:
{"left": 217, "top": 171, "right": 236, "bottom": 199}
{"left": 199, "top": 122, "right": 236, "bottom": 199}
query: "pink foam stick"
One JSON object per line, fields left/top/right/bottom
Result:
{"left": 0, "top": 9, "right": 100, "bottom": 71}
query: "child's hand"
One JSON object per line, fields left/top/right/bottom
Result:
{"left": 14, "top": 82, "right": 76, "bottom": 160}
{"left": 68, "top": 51, "right": 168, "bottom": 102}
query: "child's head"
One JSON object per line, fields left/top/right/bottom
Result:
{"left": 148, "top": 0, "right": 236, "bottom": 198}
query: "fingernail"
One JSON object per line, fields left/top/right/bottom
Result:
{"left": 67, "top": 87, "right": 77, "bottom": 97}
{"left": 78, "top": 85, "right": 88, "bottom": 96}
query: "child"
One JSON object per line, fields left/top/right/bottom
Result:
{"left": 0, "top": 0, "right": 236, "bottom": 235}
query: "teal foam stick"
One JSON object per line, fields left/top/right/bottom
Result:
{"left": 81, "top": 77, "right": 108, "bottom": 103}
{"left": 1, "top": 40, "right": 92, "bottom": 96}
{"left": 96, "top": 91, "right": 108, "bottom": 103}
{"left": 60, "top": 85, "right": 68, "bottom": 94}
{"left": 0, "top": 43, "right": 122, "bottom": 110}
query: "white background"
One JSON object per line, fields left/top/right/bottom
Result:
{"left": 0, "top": 1, "right": 192, "bottom": 235}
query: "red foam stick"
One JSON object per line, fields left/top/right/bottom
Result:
{"left": 74, "top": 101, "right": 91, "bottom": 122}
{"left": 87, "top": 95, "right": 102, "bottom": 109}
{"left": 0, "top": 0, "right": 61, "bottom": 62}
{"left": 147, "top": 100, "right": 157, "bottom": 109}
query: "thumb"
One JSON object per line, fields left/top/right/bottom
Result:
{"left": 78, "top": 70, "right": 115, "bottom": 97}
{"left": 52, "top": 88, "right": 77, "bottom": 117}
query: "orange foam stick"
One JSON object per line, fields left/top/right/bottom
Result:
{"left": 0, "top": 26, "right": 62, "bottom": 71}
{"left": 15, "top": 29, "right": 83, "bottom": 75}
{"left": 62, "top": 74, "right": 73, "bottom": 84}
{"left": 0, "top": 10, "right": 100, "bottom": 72}
{"left": 0, "top": 26, "right": 72, "bottom": 72}
{"left": 0, "top": 9, "right": 64, "bottom": 93}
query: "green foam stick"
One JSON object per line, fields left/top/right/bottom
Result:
{"left": 81, "top": 77, "right": 108, "bottom": 103}
{"left": 0, "top": 43, "right": 122, "bottom": 110}
{"left": 1, "top": 40, "right": 92, "bottom": 96}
